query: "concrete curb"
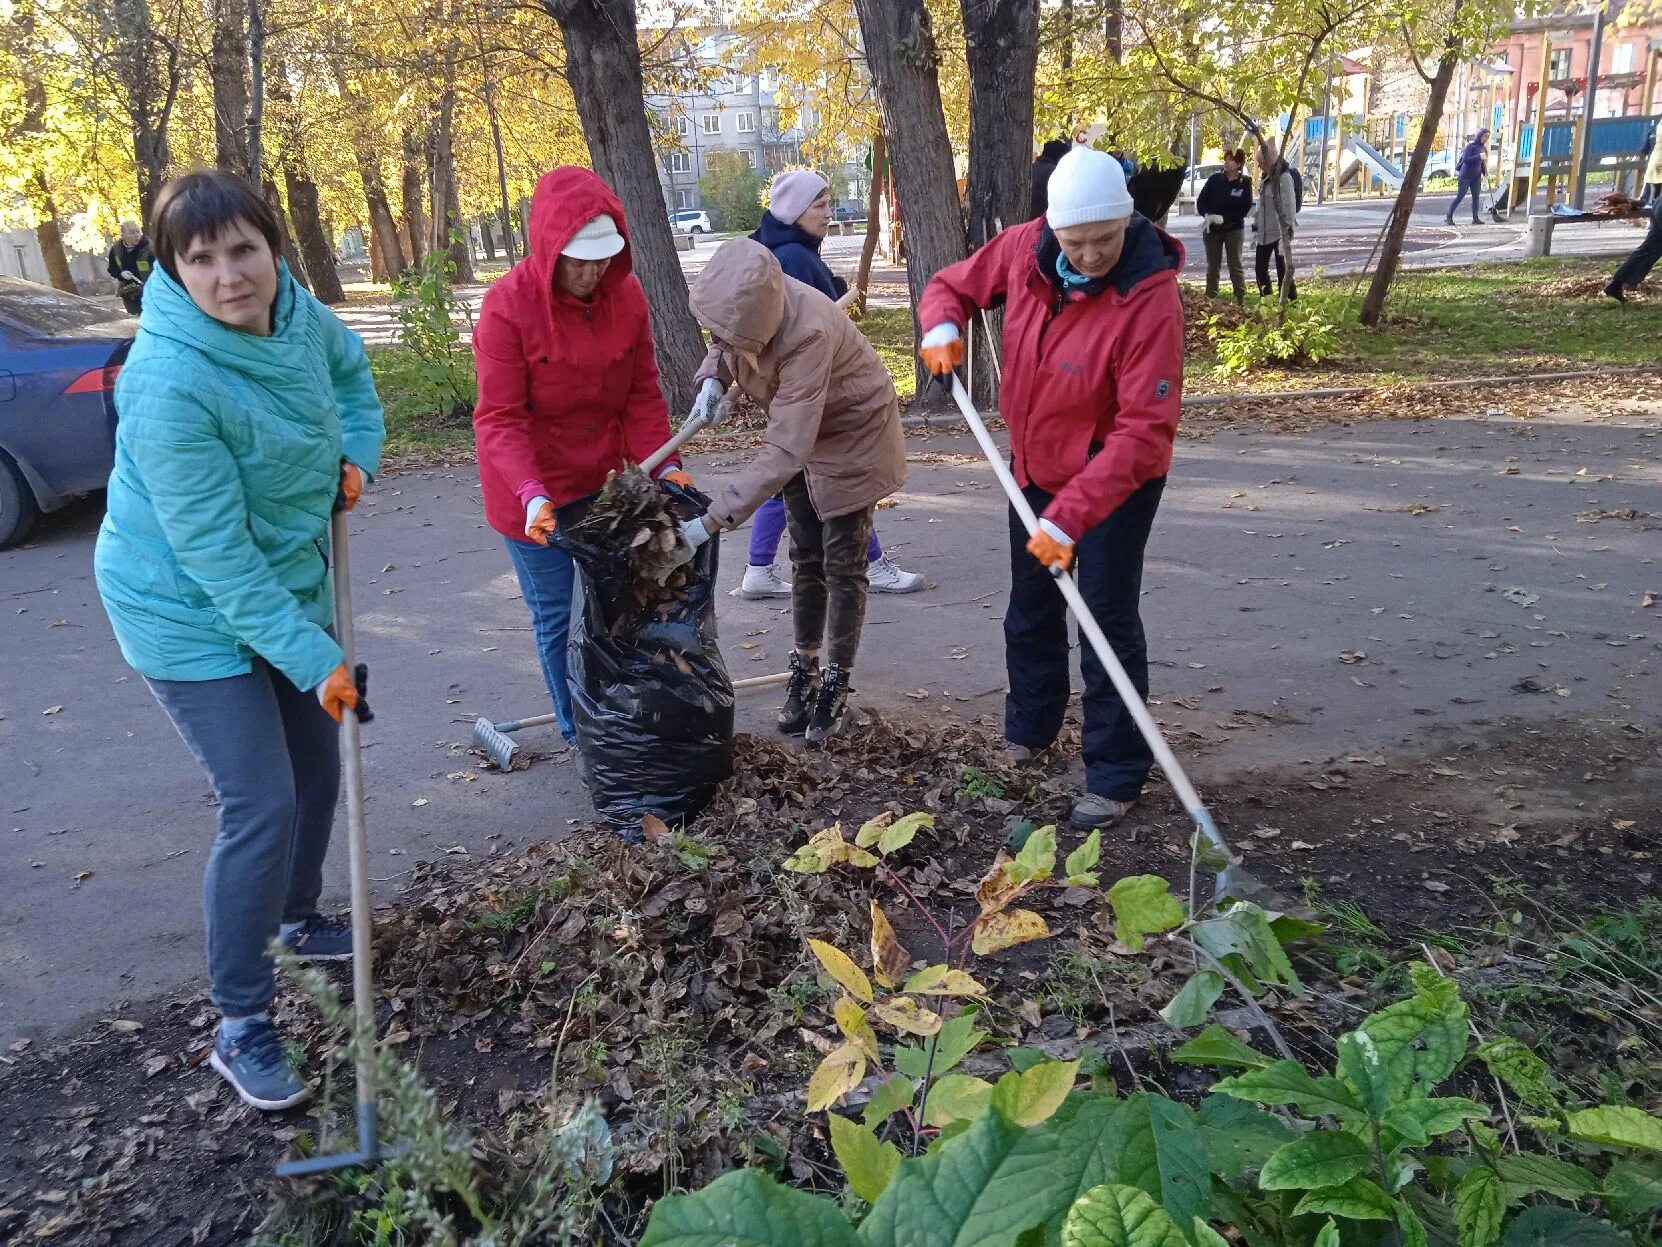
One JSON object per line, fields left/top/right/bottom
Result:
{"left": 898, "top": 364, "right": 1662, "bottom": 430}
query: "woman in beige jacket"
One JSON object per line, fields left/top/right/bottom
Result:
{"left": 677, "top": 237, "right": 905, "bottom": 745}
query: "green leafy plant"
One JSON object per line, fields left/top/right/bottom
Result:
{"left": 388, "top": 238, "right": 475, "bottom": 423}
{"left": 1209, "top": 302, "right": 1338, "bottom": 376}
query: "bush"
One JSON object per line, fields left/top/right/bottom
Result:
{"left": 699, "top": 150, "right": 765, "bottom": 232}
{"left": 1209, "top": 301, "right": 1338, "bottom": 377}
{"left": 388, "top": 239, "right": 475, "bottom": 422}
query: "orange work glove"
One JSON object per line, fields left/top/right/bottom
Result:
{"left": 317, "top": 663, "right": 359, "bottom": 723}
{"left": 339, "top": 462, "right": 364, "bottom": 510}
{"left": 660, "top": 468, "right": 694, "bottom": 489}
{"left": 1026, "top": 520, "right": 1076, "bottom": 574}
{"left": 525, "top": 497, "right": 556, "bottom": 547}
{"left": 918, "top": 323, "right": 964, "bottom": 377}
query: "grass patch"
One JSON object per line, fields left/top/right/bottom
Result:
{"left": 859, "top": 306, "right": 919, "bottom": 399}
{"left": 369, "top": 344, "right": 477, "bottom": 461}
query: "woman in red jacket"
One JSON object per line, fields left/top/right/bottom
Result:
{"left": 472, "top": 167, "right": 688, "bottom": 740}
{"left": 918, "top": 147, "right": 1184, "bottom": 831}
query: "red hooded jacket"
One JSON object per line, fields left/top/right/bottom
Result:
{"left": 471, "top": 167, "right": 676, "bottom": 537}
{"left": 917, "top": 216, "right": 1184, "bottom": 540}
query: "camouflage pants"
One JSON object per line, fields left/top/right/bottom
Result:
{"left": 781, "top": 473, "right": 874, "bottom": 670}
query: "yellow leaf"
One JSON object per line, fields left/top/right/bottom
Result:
{"left": 975, "top": 852, "right": 1027, "bottom": 916}
{"left": 869, "top": 995, "right": 944, "bottom": 1036}
{"left": 786, "top": 824, "right": 880, "bottom": 873}
{"left": 807, "top": 1043, "right": 866, "bottom": 1111}
{"left": 991, "top": 1059, "right": 1080, "bottom": 1126}
{"left": 878, "top": 811, "right": 934, "bottom": 854}
{"left": 809, "top": 939, "right": 873, "bottom": 1003}
{"left": 833, "top": 997, "right": 880, "bottom": 1061}
{"left": 921, "top": 1073, "right": 995, "bottom": 1126}
{"left": 971, "top": 908, "right": 1051, "bottom": 955}
{"left": 900, "top": 965, "right": 988, "bottom": 997}
{"left": 870, "top": 901, "right": 911, "bottom": 989}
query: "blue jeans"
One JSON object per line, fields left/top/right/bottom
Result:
{"left": 147, "top": 661, "right": 339, "bottom": 1018}
{"left": 1449, "top": 172, "right": 1483, "bottom": 222}
{"left": 504, "top": 535, "right": 576, "bottom": 738}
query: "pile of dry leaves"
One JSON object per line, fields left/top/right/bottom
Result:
{"left": 559, "top": 468, "right": 702, "bottom": 623}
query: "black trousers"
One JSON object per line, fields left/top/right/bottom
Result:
{"left": 1254, "top": 244, "right": 1296, "bottom": 301}
{"left": 1004, "top": 477, "right": 1165, "bottom": 802}
{"left": 1613, "top": 200, "right": 1662, "bottom": 289}
{"left": 781, "top": 472, "right": 874, "bottom": 670}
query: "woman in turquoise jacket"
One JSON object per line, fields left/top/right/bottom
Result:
{"left": 94, "top": 170, "right": 384, "bottom": 1112}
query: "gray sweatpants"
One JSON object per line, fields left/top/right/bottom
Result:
{"left": 147, "top": 660, "right": 339, "bottom": 1017}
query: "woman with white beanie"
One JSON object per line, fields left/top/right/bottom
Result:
{"left": 734, "top": 169, "right": 926, "bottom": 601}
{"left": 918, "top": 146, "right": 1184, "bottom": 832}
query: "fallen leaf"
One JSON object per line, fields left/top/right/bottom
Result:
{"left": 1422, "top": 880, "right": 1450, "bottom": 894}
{"left": 1338, "top": 650, "right": 1367, "bottom": 664}
{"left": 106, "top": 1019, "right": 142, "bottom": 1033}
{"left": 42, "top": 705, "right": 63, "bottom": 715}
{"left": 869, "top": 901, "right": 910, "bottom": 990}
{"left": 641, "top": 813, "right": 672, "bottom": 844}
{"left": 412, "top": 797, "right": 429, "bottom": 807}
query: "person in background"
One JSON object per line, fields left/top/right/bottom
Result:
{"left": 107, "top": 219, "right": 155, "bottom": 314}
{"left": 93, "top": 170, "right": 384, "bottom": 1111}
{"left": 680, "top": 238, "right": 906, "bottom": 746}
{"left": 1639, "top": 119, "right": 1662, "bottom": 207}
{"left": 1252, "top": 139, "right": 1298, "bottom": 303}
{"left": 1030, "top": 138, "right": 1074, "bottom": 219}
{"left": 1446, "top": 128, "right": 1489, "bottom": 226}
{"left": 737, "top": 169, "right": 925, "bottom": 600}
{"left": 917, "top": 147, "right": 1184, "bottom": 831}
{"left": 1605, "top": 195, "right": 1662, "bottom": 301}
{"left": 471, "top": 167, "right": 687, "bottom": 742}
{"left": 1197, "top": 150, "right": 1253, "bottom": 304}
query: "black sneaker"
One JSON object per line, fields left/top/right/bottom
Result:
{"left": 804, "top": 665, "right": 852, "bottom": 747}
{"left": 278, "top": 914, "right": 353, "bottom": 962}
{"left": 778, "top": 651, "right": 820, "bottom": 736}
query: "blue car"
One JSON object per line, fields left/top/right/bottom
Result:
{"left": 0, "top": 277, "right": 136, "bottom": 548}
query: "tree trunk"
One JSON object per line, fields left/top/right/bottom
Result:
{"left": 1104, "top": 0, "right": 1123, "bottom": 63}
{"left": 13, "top": 11, "right": 75, "bottom": 292}
{"left": 33, "top": 193, "right": 76, "bottom": 293}
{"left": 113, "top": 0, "right": 176, "bottom": 222}
{"left": 401, "top": 129, "right": 428, "bottom": 267}
{"left": 263, "top": 177, "right": 309, "bottom": 289}
{"left": 247, "top": 0, "right": 264, "bottom": 182}
{"left": 1361, "top": 35, "right": 1460, "bottom": 326}
{"left": 480, "top": 214, "right": 498, "bottom": 260}
{"left": 428, "top": 59, "right": 475, "bottom": 281}
{"left": 540, "top": 0, "right": 710, "bottom": 412}
{"left": 209, "top": 0, "right": 252, "bottom": 176}
{"left": 851, "top": 0, "right": 968, "bottom": 393}
{"left": 269, "top": 60, "right": 343, "bottom": 303}
{"left": 964, "top": 0, "right": 1038, "bottom": 248}
{"left": 328, "top": 58, "right": 406, "bottom": 281}
{"left": 854, "top": 132, "right": 887, "bottom": 313}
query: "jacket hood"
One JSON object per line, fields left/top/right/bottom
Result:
{"left": 1035, "top": 215, "right": 1181, "bottom": 299}
{"left": 137, "top": 257, "right": 315, "bottom": 385}
{"left": 689, "top": 237, "right": 785, "bottom": 354}
{"left": 527, "top": 166, "right": 633, "bottom": 295}
{"left": 752, "top": 211, "right": 824, "bottom": 255}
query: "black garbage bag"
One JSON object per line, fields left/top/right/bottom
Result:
{"left": 556, "top": 486, "right": 735, "bottom": 833}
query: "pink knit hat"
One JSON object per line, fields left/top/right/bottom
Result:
{"left": 768, "top": 170, "right": 829, "bottom": 225}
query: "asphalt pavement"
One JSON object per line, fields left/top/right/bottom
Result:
{"left": 4, "top": 401, "right": 1659, "bottom": 1046}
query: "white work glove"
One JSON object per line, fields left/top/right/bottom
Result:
{"left": 672, "top": 515, "right": 714, "bottom": 566}
{"left": 919, "top": 323, "right": 961, "bottom": 349}
{"left": 1205, "top": 214, "right": 1224, "bottom": 227}
{"left": 120, "top": 269, "right": 138, "bottom": 282}
{"left": 687, "top": 378, "right": 731, "bottom": 430}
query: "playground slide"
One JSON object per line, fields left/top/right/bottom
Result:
{"left": 1340, "top": 136, "right": 1405, "bottom": 191}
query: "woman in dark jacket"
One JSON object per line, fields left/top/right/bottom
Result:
{"left": 739, "top": 171, "right": 924, "bottom": 599}
{"left": 1196, "top": 150, "right": 1252, "bottom": 303}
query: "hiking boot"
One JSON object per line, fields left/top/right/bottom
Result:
{"left": 867, "top": 556, "right": 925, "bottom": 594}
{"left": 778, "top": 651, "right": 820, "bottom": 736}
{"left": 804, "top": 665, "right": 852, "bottom": 746}
{"left": 735, "top": 564, "right": 793, "bottom": 599}
{"left": 210, "top": 1017, "right": 309, "bottom": 1112}
{"left": 1005, "top": 741, "right": 1039, "bottom": 764}
{"left": 279, "top": 914, "right": 352, "bottom": 962}
{"left": 1070, "top": 793, "right": 1137, "bottom": 830}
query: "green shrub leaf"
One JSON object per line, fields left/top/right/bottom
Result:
{"left": 1064, "top": 830, "right": 1102, "bottom": 887}
{"left": 1172, "top": 1025, "right": 1273, "bottom": 1072}
{"left": 1259, "top": 1133, "right": 1373, "bottom": 1191}
{"left": 1565, "top": 1105, "right": 1662, "bottom": 1154}
{"left": 639, "top": 1168, "right": 860, "bottom": 1246}
{"left": 894, "top": 1009, "right": 988, "bottom": 1081}
{"left": 1603, "top": 1157, "right": 1662, "bottom": 1219}
{"left": 1495, "top": 1154, "right": 1598, "bottom": 1202}
{"left": 828, "top": 1115, "right": 902, "bottom": 1204}
{"left": 862, "top": 1075, "right": 915, "bottom": 1127}
{"left": 1355, "top": 969, "right": 1468, "bottom": 1099}
{"left": 1291, "top": 1176, "right": 1395, "bottom": 1222}
{"left": 1059, "top": 1184, "right": 1189, "bottom": 1247}
{"left": 1190, "top": 903, "right": 1302, "bottom": 993}
{"left": 922, "top": 1074, "right": 995, "bottom": 1128}
{"left": 1195, "top": 1095, "right": 1296, "bottom": 1181}
{"left": 1106, "top": 876, "right": 1184, "bottom": 952}
{"left": 1100, "top": 1093, "right": 1211, "bottom": 1232}
{"left": 1475, "top": 1038, "right": 1557, "bottom": 1110}
{"left": 1335, "top": 1031, "right": 1395, "bottom": 1120}
{"left": 991, "top": 1060, "right": 1081, "bottom": 1128}
{"left": 1159, "top": 971, "right": 1226, "bottom": 1030}
{"left": 1454, "top": 1167, "right": 1505, "bottom": 1247}
{"left": 1313, "top": 1219, "right": 1341, "bottom": 1247}
{"left": 1009, "top": 824, "right": 1057, "bottom": 884}
{"left": 1212, "top": 1060, "right": 1365, "bottom": 1119}
{"left": 1500, "top": 1206, "right": 1633, "bottom": 1247}
{"left": 1190, "top": 1220, "right": 1232, "bottom": 1247}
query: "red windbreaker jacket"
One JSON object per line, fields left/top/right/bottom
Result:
{"left": 471, "top": 167, "right": 676, "bottom": 536}
{"left": 917, "top": 216, "right": 1184, "bottom": 539}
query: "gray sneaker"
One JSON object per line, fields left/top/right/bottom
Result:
{"left": 210, "top": 1018, "right": 310, "bottom": 1111}
{"left": 1070, "top": 794, "right": 1137, "bottom": 830}
{"left": 279, "top": 914, "right": 353, "bottom": 962}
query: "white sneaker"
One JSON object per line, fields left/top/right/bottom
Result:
{"left": 867, "top": 555, "right": 925, "bottom": 594}
{"left": 735, "top": 564, "right": 793, "bottom": 599}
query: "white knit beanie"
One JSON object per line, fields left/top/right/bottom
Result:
{"left": 1045, "top": 148, "right": 1134, "bottom": 229}
{"left": 768, "top": 170, "right": 829, "bottom": 225}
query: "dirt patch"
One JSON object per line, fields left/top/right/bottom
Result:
{"left": 2, "top": 711, "right": 1655, "bottom": 1244}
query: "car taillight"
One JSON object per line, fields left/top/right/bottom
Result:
{"left": 64, "top": 364, "right": 122, "bottom": 394}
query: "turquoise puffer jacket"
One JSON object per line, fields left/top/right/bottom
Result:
{"left": 95, "top": 260, "right": 384, "bottom": 692}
